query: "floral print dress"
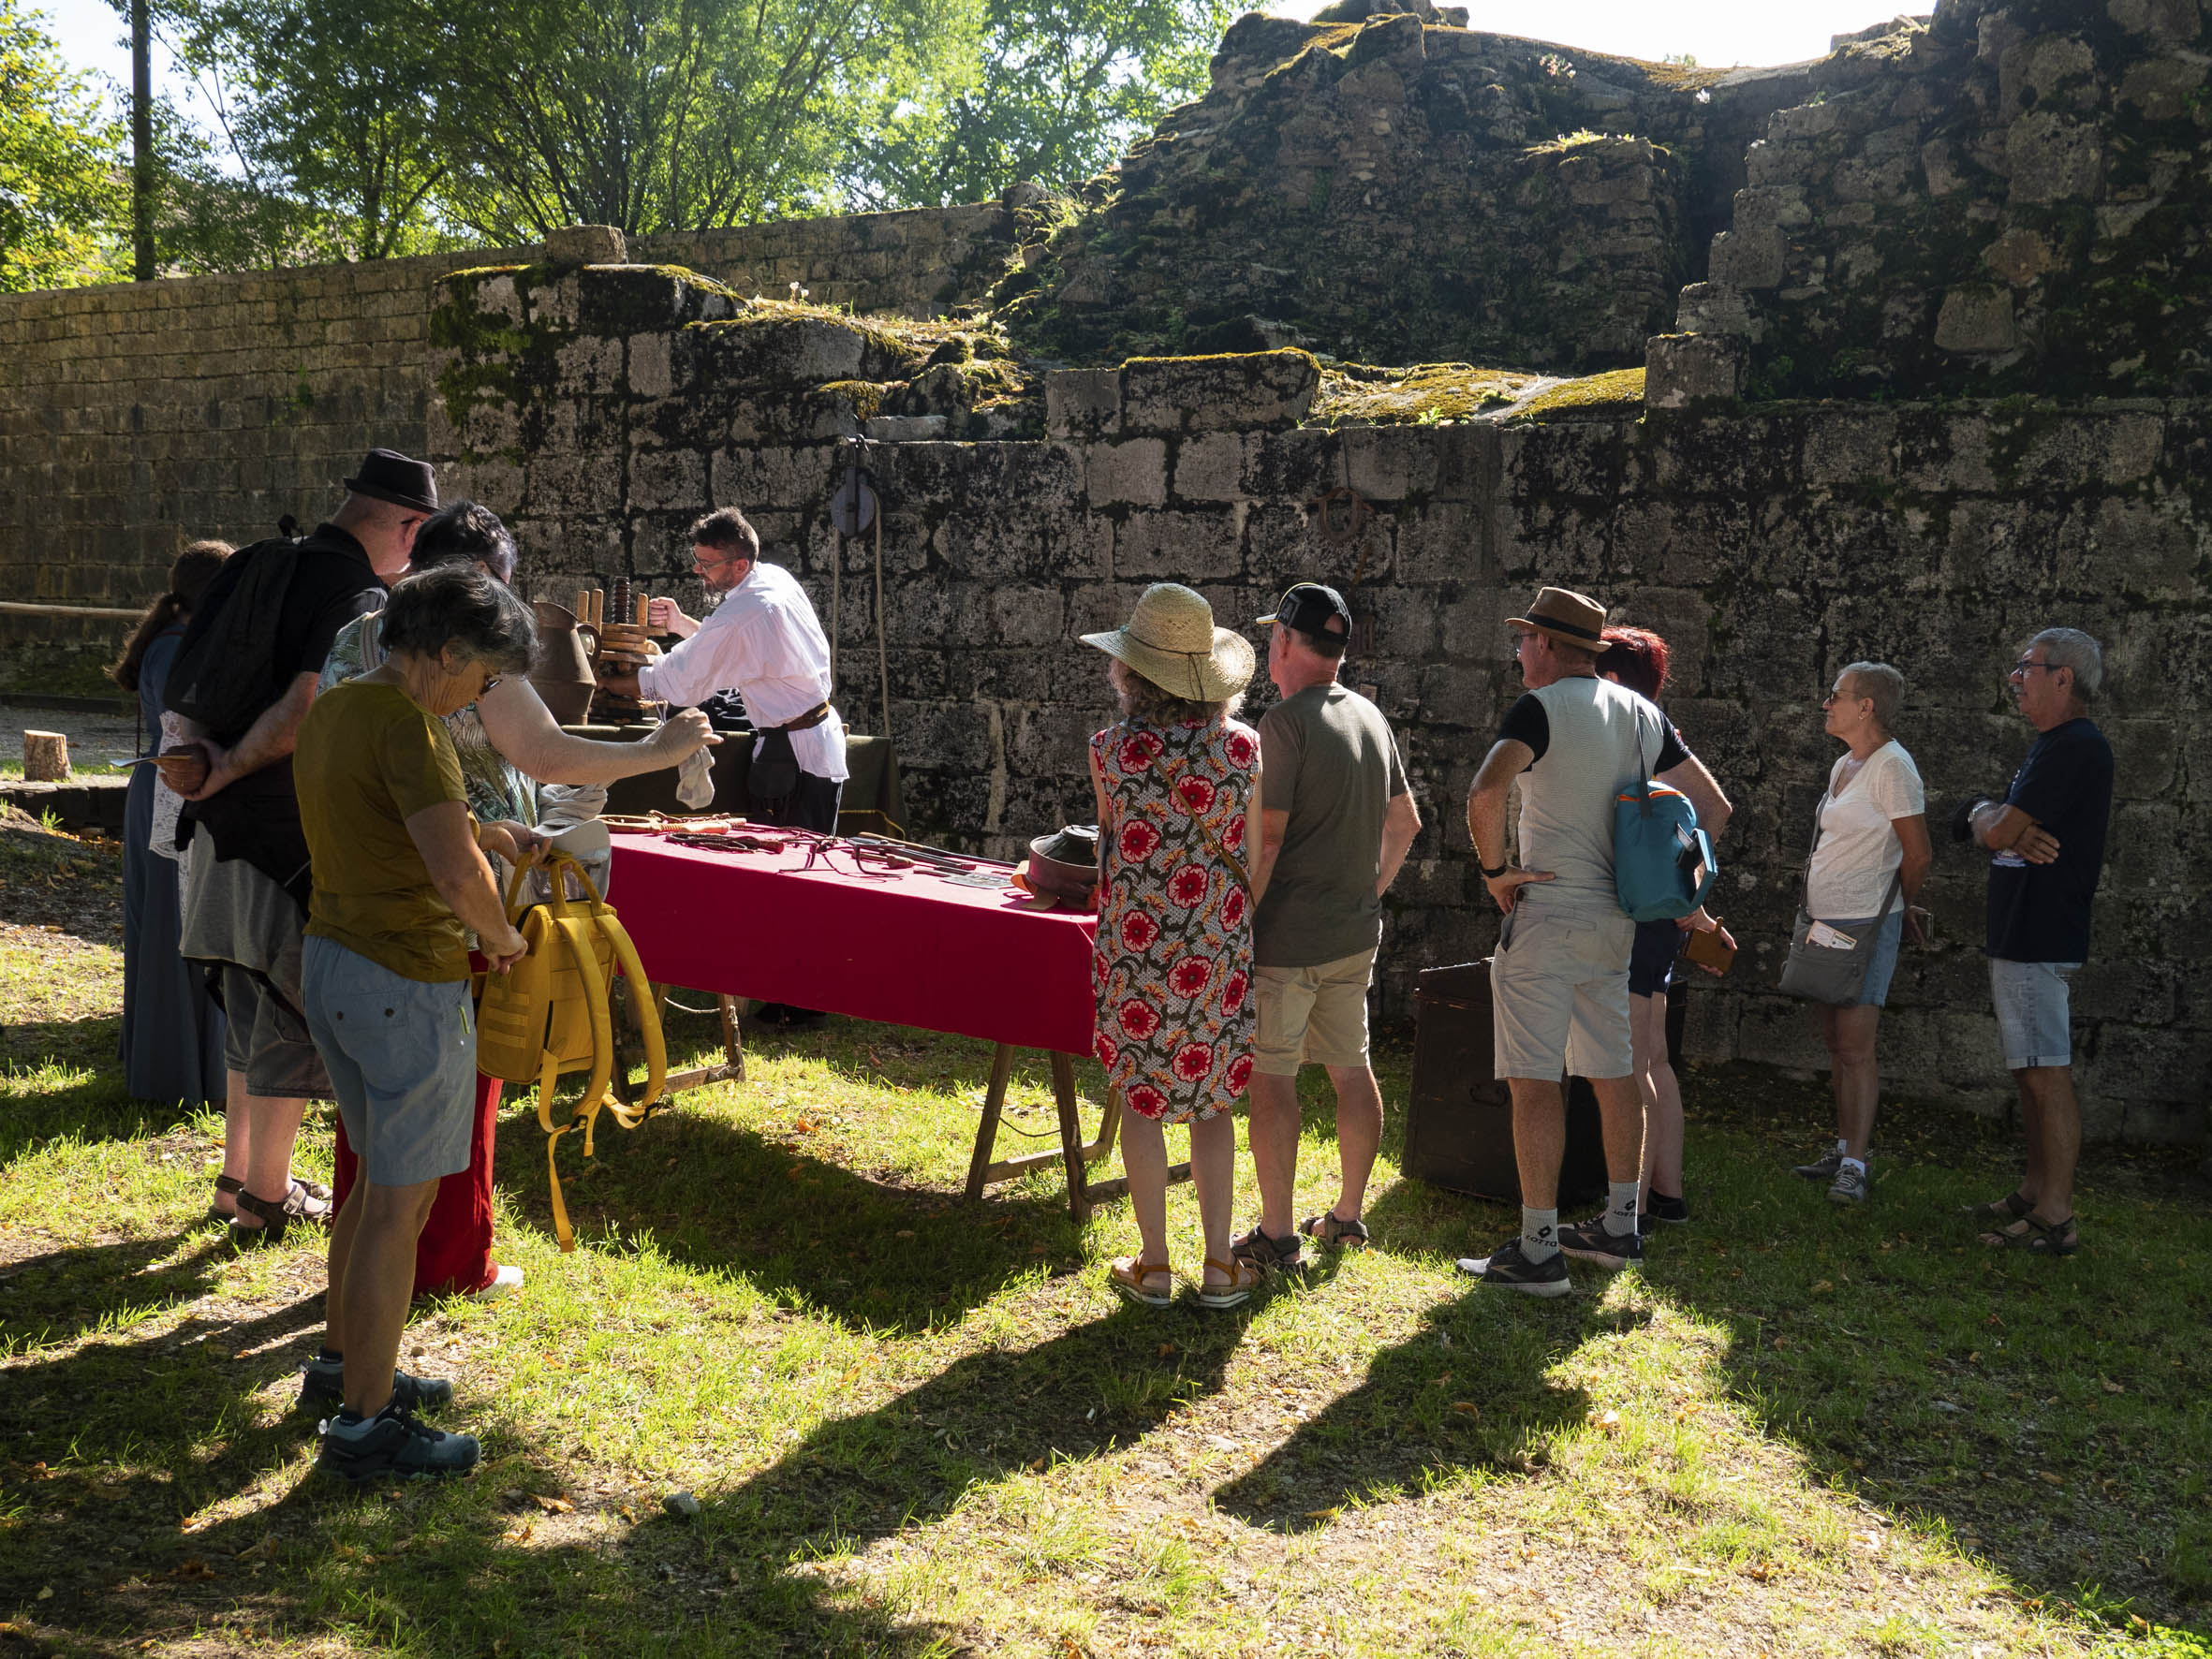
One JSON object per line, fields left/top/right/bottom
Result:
{"left": 1090, "top": 714, "right": 1260, "bottom": 1123}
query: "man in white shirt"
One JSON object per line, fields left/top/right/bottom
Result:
{"left": 597, "top": 507, "right": 848, "bottom": 831}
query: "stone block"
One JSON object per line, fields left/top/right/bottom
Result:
{"left": 1933, "top": 285, "right": 2016, "bottom": 354}
{"left": 1172, "top": 432, "right": 1254, "bottom": 503}
{"left": 1114, "top": 508, "right": 1246, "bottom": 581}
{"left": 1044, "top": 369, "right": 1121, "bottom": 441}
{"left": 1117, "top": 351, "right": 1319, "bottom": 437}
{"left": 1084, "top": 439, "right": 1169, "bottom": 507}
{"left": 1644, "top": 334, "right": 1744, "bottom": 409}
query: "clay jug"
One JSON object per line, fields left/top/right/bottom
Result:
{"left": 531, "top": 599, "right": 598, "bottom": 726}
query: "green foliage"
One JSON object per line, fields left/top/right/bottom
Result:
{"left": 426, "top": 0, "right": 981, "bottom": 239}
{"left": 0, "top": 0, "right": 128, "bottom": 290}
{"left": 844, "top": 0, "right": 1234, "bottom": 209}
{"left": 160, "top": 0, "right": 458, "bottom": 262}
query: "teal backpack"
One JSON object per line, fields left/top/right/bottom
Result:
{"left": 1614, "top": 712, "right": 1717, "bottom": 922}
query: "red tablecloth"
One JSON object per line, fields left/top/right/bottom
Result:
{"left": 611, "top": 833, "right": 1099, "bottom": 1056}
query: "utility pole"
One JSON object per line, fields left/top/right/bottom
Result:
{"left": 130, "top": 0, "right": 156, "bottom": 280}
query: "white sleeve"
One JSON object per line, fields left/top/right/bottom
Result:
{"left": 1874, "top": 749, "right": 1925, "bottom": 819}
{"left": 640, "top": 610, "right": 759, "bottom": 707}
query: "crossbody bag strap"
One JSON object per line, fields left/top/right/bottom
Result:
{"left": 1143, "top": 739, "right": 1250, "bottom": 892}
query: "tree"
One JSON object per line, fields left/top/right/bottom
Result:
{"left": 427, "top": 0, "right": 981, "bottom": 242}
{"left": 0, "top": 0, "right": 128, "bottom": 290}
{"left": 844, "top": 0, "right": 1234, "bottom": 209}
{"left": 159, "top": 0, "right": 454, "bottom": 261}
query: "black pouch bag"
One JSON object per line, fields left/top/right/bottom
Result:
{"left": 749, "top": 726, "right": 801, "bottom": 805}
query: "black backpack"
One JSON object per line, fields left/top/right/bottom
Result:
{"left": 164, "top": 535, "right": 303, "bottom": 739}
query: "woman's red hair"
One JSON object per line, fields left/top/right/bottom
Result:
{"left": 1598, "top": 625, "right": 1669, "bottom": 700}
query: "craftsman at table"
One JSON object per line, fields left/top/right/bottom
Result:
{"left": 597, "top": 507, "right": 848, "bottom": 833}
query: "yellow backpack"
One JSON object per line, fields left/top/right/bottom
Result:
{"left": 475, "top": 852, "right": 667, "bottom": 1251}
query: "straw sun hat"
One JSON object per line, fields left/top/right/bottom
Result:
{"left": 1081, "top": 583, "right": 1256, "bottom": 702}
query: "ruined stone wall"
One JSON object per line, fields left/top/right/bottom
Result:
{"left": 0, "top": 205, "right": 1022, "bottom": 654}
{"left": 1660, "top": 0, "right": 2212, "bottom": 404}
{"left": 427, "top": 259, "right": 2211, "bottom": 1145}
{"left": 1003, "top": 12, "right": 1817, "bottom": 368}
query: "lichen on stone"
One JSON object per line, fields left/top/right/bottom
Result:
{"left": 1508, "top": 365, "right": 1645, "bottom": 418}
{"left": 1309, "top": 361, "right": 1539, "bottom": 425}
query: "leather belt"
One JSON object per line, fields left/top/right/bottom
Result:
{"left": 764, "top": 701, "right": 833, "bottom": 733}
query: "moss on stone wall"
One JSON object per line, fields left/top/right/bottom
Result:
{"left": 1510, "top": 366, "right": 1645, "bottom": 418}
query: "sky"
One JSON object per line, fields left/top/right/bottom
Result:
{"left": 35, "top": 0, "right": 1890, "bottom": 134}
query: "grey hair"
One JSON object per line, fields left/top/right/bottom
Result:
{"left": 379, "top": 563, "right": 538, "bottom": 675}
{"left": 1842, "top": 661, "right": 1905, "bottom": 732}
{"left": 2028, "top": 627, "right": 2103, "bottom": 700}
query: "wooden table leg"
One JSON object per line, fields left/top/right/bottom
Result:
{"left": 963, "top": 1043, "right": 1016, "bottom": 1201}
{"left": 651, "top": 981, "right": 747, "bottom": 1096}
{"left": 1051, "top": 1051, "right": 1090, "bottom": 1223}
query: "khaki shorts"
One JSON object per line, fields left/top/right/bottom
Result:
{"left": 1491, "top": 900, "right": 1635, "bottom": 1080}
{"left": 1253, "top": 947, "right": 1377, "bottom": 1076}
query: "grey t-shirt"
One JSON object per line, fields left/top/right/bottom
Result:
{"left": 1253, "top": 683, "right": 1410, "bottom": 968}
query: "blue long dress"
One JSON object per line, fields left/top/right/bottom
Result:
{"left": 118, "top": 627, "right": 227, "bottom": 1104}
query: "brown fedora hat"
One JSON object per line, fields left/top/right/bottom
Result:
{"left": 1508, "top": 585, "right": 1608, "bottom": 650}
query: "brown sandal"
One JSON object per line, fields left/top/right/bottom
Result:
{"left": 1978, "top": 1213, "right": 2078, "bottom": 1255}
{"left": 229, "top": 1180, "right": 332, "bottom": 1249}
{"left": 206, "top": 1173, "right": 243, "bottom": 1223}
{"left": 1109, "top": 1257, "right": 1174, "bottom": 1308}
{"left": 1197, "top": 1256, "right": 1262, "bottom": 1311}
{"left": 1968, "top": 1190, "right": 2034, "bottom": 1223}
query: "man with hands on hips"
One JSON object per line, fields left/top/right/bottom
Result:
{"left": 597, "top": 507, "right": 848, "bottom": 832}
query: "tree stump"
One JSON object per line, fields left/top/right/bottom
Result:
{"left": 22, "top": 730, "right": 69, "bottom": 782}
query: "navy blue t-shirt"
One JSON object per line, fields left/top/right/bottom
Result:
{"left": 1984, "top": 717, "right": 2114, "bottom": 962}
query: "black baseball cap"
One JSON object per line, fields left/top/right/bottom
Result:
{"left": 1256, "top": 581, "right": 1351, "bottom": 639}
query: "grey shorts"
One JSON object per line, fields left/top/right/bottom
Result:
{"left": 1491, "top": 899, "right": 1636, "bottom": 1080}
{"left": 301, "top": 936, "right": 478, "bottom": 1187}
{"left": 1989, "top": 957, "right": 2081, "bottom": 1071}
{"left": 1253, "top": 947, "right": 1377, "bottom": 1075}
{"left": 182, "top": 826, "right": 330, "bottom": 1099}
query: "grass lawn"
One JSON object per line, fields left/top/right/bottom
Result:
{"left": 1, "top": 805, "right": 2208, "bottom": 1658}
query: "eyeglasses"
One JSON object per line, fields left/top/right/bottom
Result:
{"left": 478, "top": 672, "right": 502, "bottom": 696}
{"left": 2012, "top": 657, "right": 2059, "bottom": 675}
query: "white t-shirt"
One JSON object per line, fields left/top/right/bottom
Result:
{"left": 1806, "top": 741, "right": 1924, "bottom": 918}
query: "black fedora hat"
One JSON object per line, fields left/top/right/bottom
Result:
{"left": 343, "top": 448, "right": 438, "bottom": 513}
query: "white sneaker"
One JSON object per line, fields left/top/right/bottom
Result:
{"left": 465, "top": 1263, "right": 524, "bottom": 1301}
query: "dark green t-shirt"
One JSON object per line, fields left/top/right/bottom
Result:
{"left": 1253, "top": 683, "right": 1409, "bottom": 968}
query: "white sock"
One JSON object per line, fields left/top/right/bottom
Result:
{"left": 1839, "top": 1155, "right": 1867, "bottom": 1177}
{"left": 1521, "top": 1207, "right": 1559, "bottom": 1263}
{"left": 1604, "top": 1181, "right": 1640, "bottom": 1238}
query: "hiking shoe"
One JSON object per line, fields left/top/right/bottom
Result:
{"left": 1644, "top": 1192, "right": 1689, "bottom": 1226}
{"left": 299, "top": 1358, "right": 454, "bottom": 1416}
{"left": 1229, "top": 1223, "right": 1305, "bottom": 1274}
{"left": 1827, "top": 1162, "right": 1870, "bottom": 1205}
{"left": 1557, "top": 1215, "right": 1644, "bottom": 1270}
{"left": 317, "top": 1404, "right": 479, "bottom": 1484}
{"left": 1453, "top": 1238, "right": 1571, "bottom": 1298}
{"left": 1792, "top": 1150, "right": 1843, "bottom": 1181}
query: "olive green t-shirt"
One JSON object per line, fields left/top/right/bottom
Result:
{"left": 297, "top": 681, "right": 473, "bottom": 983}
{"left": 1253, "top": 683, "right": 1410, "bottom": 968}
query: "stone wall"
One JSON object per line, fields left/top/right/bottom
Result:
{"left": 426, "top": 258, "right": 2211, "bottom": 1146}
{"left": 0, "top": 205, "right": 1023, "bottom": 641}
{"left": 1002, "top": 12, "right": 1818, "bottom": 368}
{"left": 1659, "top": 0, "right": 2212, "bottom": 403}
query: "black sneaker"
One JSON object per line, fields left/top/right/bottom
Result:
{"left": 317, "top": 1404, "right": 479, "bottom": 1484}
{"left": 1644, "top": 1192, "right": 1689, "bottom": 1226}
{"left": 1557, "top": 1215, "right": 1644, "bottom": 1270}
{"left": 1229, "top": 1223, "right": 1306, "bottom": 1273}
{"left": 1792, "top": 1150, "right": 1844, "bottom": 1181}
{"left": 299, "top": 1358, "right": 455, "bottom": 1416}
{"left": 1453, "top": 1238, "right": 1571, "bottom": 1298}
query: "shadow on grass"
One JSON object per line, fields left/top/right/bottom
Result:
{"left": 0, "top": 1230, "right": 238, "bottom": 1351}
{"left": 1615, "top": 1066, "right": 2212, "bottom": 1632}
{"left": 486, "top": 1072, "right": 1092, "bottom": 1341}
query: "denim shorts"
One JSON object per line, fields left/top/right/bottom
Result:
{"left": 1989, "top": 957, "right": 2081, "bottom": 1070}
{"left": 1854, "top": 909, "right": 1906, "bottom": 1008}
{"left": 1629, "top": 918, "right": 1680, "bottom": 998}
{"left": 301, "top": 935, "right": 478, "bottom": 1187}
